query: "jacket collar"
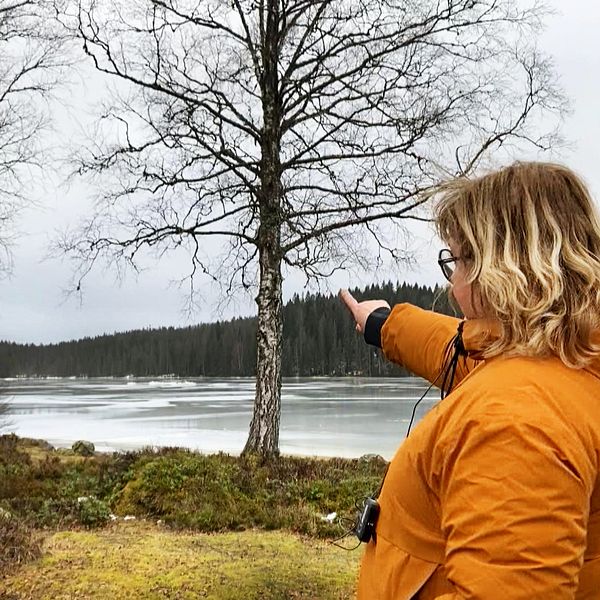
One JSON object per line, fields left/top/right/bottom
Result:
{"left": 459, "top": 318, "right": 502, "bottom": 361}
{"left": 459, "top": 318, "right": 600, "bottom": 376}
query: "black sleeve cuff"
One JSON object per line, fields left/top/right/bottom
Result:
{"left": 363, "top": 307, "right": 391, "bottom": 348}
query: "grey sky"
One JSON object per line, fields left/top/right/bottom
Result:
{"left": 0, "top": 1, "right": 596, "bottom": 344}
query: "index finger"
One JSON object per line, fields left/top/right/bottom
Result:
{"left": 338, "top": 288, "right": 358, "bottom": 315}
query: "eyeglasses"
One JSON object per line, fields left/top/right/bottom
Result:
{"left": 438, "top": 248, "right": 461, "bottom": 282}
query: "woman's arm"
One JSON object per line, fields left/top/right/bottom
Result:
{"left": 340, "top": 290, "right": 475, "bottom": 386}
{"left": 381, "top": 303, "right": 476, "bottom": 386}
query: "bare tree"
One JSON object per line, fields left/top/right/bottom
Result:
{"left": 59, "top": 0, "right": 564, "bottom": 456}
{"left": 0, "top": 0, "right": 68, "bottom": 272}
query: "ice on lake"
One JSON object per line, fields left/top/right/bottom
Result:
{"left": 2, "top": 377, "right": 439, "bottom": 459}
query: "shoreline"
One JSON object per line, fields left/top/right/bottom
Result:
{"left": 6, "top": 433, "right": 389, "bottom": 462}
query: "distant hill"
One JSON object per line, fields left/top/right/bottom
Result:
{"left": 0, "top": 282, "right": 456, "bottom": 378}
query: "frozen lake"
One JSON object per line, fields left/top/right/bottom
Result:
{"left": 1, "top": 377, "right": 439, "bottom": 459}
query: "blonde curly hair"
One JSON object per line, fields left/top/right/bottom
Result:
{"left": 435, "top": 161, "right": 600, "bottom": 368}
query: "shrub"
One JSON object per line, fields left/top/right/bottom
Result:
{"left": 1, "top": 436, "right": 387, "bottom": 539}
{"left": 77, "top": 496, "right": 112, "bottom": 528}
{"left": 0, "top": 513, "right": 41, "bottom": 575}
{"left": 0, "top": 434, "right": 31, "bottom": 469}
{"left": 0, "top": 437, "right": 131, "bottom": 528}
{"left": 113, "top": 451, "right": 386, "bottom": 537}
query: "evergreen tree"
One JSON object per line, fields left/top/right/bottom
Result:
{"left": 0, "top": 282, "right": 457, "bottom": 377}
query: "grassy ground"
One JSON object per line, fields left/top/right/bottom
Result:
{"left": 1, "top": 520, "right": 360, "bottom": 599}
{"left": 0, "top": 435, "right": 382, "bottom": 598}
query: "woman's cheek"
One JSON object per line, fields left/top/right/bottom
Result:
{"left": 451, "top": 283, "right": 476, "bottom": 319}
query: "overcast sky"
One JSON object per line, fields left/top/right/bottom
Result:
{"left": 0, "top": 0, "right": 598, "bottom": 345}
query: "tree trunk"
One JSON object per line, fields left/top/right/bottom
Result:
{"left": 243, "top": 232, "right": 283, "bottom": 457}
{"left": 243, "top": 0, "right": 283, "bottom": 457}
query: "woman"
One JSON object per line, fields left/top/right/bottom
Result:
{"left": 340, "top": 162, "right": 600, "bottom": 599}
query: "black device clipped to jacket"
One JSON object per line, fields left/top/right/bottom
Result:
{"left": 355, "top": 496, "right": 380, "bottom": 543}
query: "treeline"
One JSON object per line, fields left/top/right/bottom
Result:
{"left": 0, "top": 282, "right": 456, "bottom": 378}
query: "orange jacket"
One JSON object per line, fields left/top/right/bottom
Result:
{"left": 357, "top": 304, "right": 600, "bottom": 600}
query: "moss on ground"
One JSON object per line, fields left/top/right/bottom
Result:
{"left": 2, "top": 521, "right": 360, "bottom": 599}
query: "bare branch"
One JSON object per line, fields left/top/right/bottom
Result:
{"left": 0, "top": 0, "right": 70, "bottom": 273}
{"left": 56, "top": 0, "right": 565, "bottom": 457}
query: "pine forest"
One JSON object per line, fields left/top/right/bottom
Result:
{"left": 0, "top": 282, "right": 456, "bottom": 378}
